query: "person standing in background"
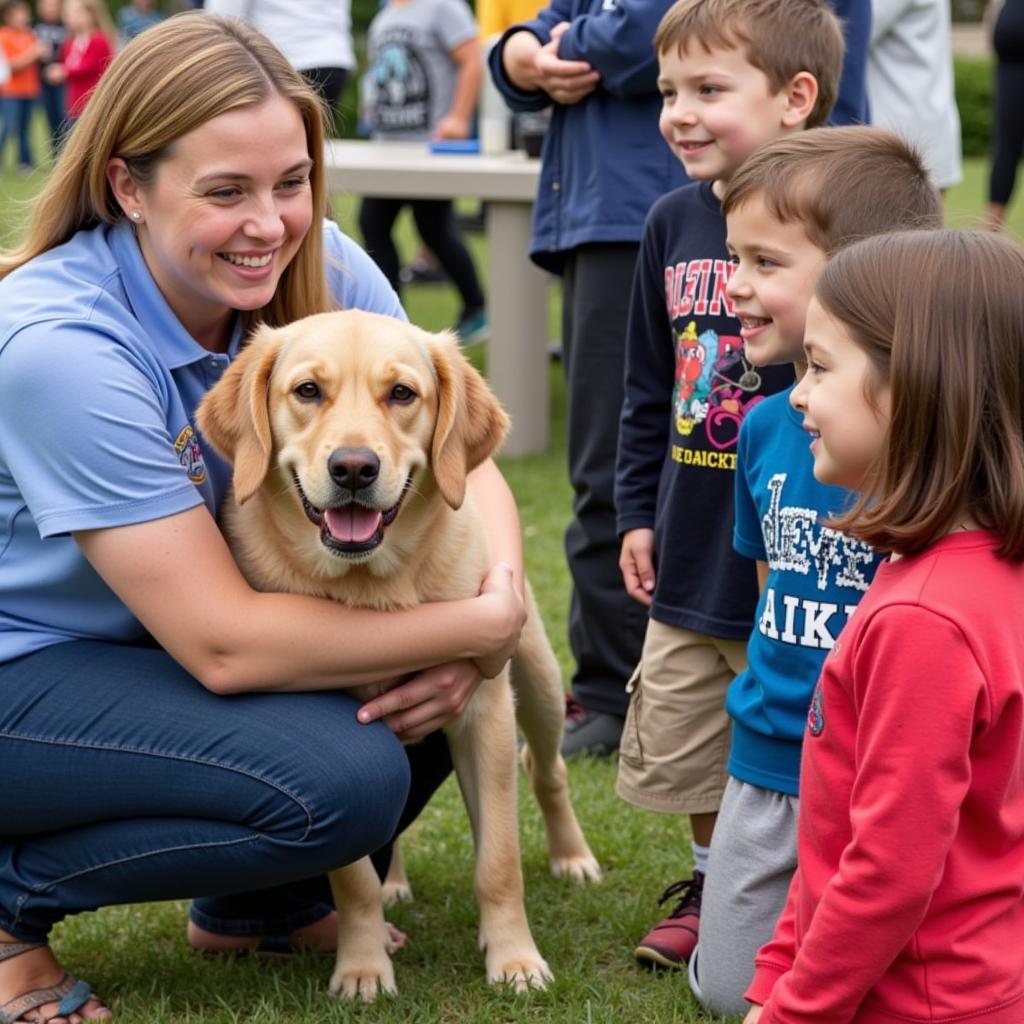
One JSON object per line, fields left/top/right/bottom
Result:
{"left": 987, "top": 0, "right": 1024, "bottom": 229}
{"left": 203, "top": 0, "right": 356, "bottom": 136}
{"left": 489, "top": 0, "right": 872, "bottom": 758}
{"left": 33, "top": 0, "right": 67, "bottom": 156}
{"left": 359, "top": 0, "right": 489, "bottom": 343}
{"left": 866, "top": 0, "right": 962, "bottom": 191}
{"left": 44, "top": 0, "right": 114, "bottom": 128}
{"left": 0, "top": 0, "right": 41, "bottom": 175}
{"left": 117, "top": 0, "right": 165, "bottom": 45}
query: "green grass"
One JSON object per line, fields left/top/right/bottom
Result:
{"left": 2, "top": 120, "right": 1023, "bottom": 1022}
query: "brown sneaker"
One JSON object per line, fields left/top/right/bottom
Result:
{"left": 634, "top": 872, "right": 704, "bottom": 969}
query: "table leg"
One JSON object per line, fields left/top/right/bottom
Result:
{"left": 485, "top": 200, "right": 550, "bottom": 457}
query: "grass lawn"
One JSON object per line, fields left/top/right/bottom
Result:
{"left": 1, "top": 125, "right": 1022, "bottom": 1022}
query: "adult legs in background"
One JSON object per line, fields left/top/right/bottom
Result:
{"left": 358, "top": 195, "right": 405, "bottom": 290}
{"left": 38, "top": 81, "right": 65, "bottom": 156}
{"left": 688, "top": 777, "right": 798, "bottom": 1015}
{"left": 410, "top": 199, "right": 486, "bottom": 336}
{"left": 300, "top": 66, "right": 349, "bottom": 137}
{"left": 559, "top": 243, "right": 647, "bottom": 755}
{"left": 988, "top": 61, "right": 1024, "bottom": 229}
{"left": 10, "top": 97, "right": 33, "bottom": 170}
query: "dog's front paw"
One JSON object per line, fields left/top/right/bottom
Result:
{"left": 485, "top": 948, "right": 553, "bottom": 993}
{"left": 381, "top": 879, "right": 413, "bottom": 906}
{"left": 328, "top": 955, "right": 397, "bottom": 1002}
{"left": 551, "top": 851, "right": 602, "bottom": 884}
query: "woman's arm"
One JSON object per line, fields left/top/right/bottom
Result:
{"left": 468, "top": 458, "right": 524, "bottom": 595}
{"left": 76, "top": 504, "right": 525, "bottom": 696}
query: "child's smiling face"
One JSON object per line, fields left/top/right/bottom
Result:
{"left": 725, "top": 192, "right": 827, "bottom": 371}
{"left": 656, "top": 41, "right": 809, "bottom": 188}
{"left": 791, "top": 297, "right": 891, "bottom": 491}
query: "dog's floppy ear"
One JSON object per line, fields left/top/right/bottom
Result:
{"left": 429, "top": 331, "right": 510, "bottom": 509}
{"left": 195, "top": 325, "right": 283, "bottom": 505}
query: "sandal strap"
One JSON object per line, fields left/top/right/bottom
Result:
{"left": 0, "top": 943, "right": 45, "bottom": 965}
{"left": 0, "top": 973, "right": 91, "bottom": 1024}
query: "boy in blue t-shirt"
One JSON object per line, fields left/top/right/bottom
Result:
{"left": 615, "top": 0, "right": 844, "bottom": 974}
{"left": 684, "top": 125, "right": 943, "bottom": 1016}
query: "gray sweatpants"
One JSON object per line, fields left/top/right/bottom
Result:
{"left": 688, "top": 776, "right": 799, "bottom": 1016}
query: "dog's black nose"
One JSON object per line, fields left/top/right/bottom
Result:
{"left": 328, "top": 447, "right": 380, "bottom": 491}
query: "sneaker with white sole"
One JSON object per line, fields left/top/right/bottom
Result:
{"left": 634, "top": 872, "right": 704, "bottom": 969}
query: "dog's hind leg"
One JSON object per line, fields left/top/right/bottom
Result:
{"left": 381, "top": 836, "right": 413, "bottom": 906}
{"left": 327, "top": 857, "right": 396, "bottom": 1001}
{"left": 512, "top": 588, "right": 602, "bottom": 884}
{"left": 446, "top": 683, "right": 552, "bottom": 992}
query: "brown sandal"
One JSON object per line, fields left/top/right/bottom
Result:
{"left": 0, "top": 941, "right": 95, "bottom": 1024}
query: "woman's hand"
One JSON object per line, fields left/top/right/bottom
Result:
{"left": 472, "top": 563, "right": 526, "bottom": 679}
{"left": 357, "top": 659, "right": 484, "bottom": 740}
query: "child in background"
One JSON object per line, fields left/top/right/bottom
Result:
{"left": 33, "top": 0, "right": 67, "bottom": 156}
{"left": 358, "top": 0, "right": 489, "bottom": 343}
{"left": 116, "top": 0, "right": 164, "bottom": 46}
{"left": 45, "top": 0, "right": 114, "bottom": 126}
{"left": 0, "top": 0, "right": 42, "bottom": 174}
{"left": 745, "top": 228, "right": 1024, "bottom": 1023}
{"left": 615, "top": 0, "right": 843, "bottom": 972}
{"left": 684, "top": 125, "right": 942, "bottom": 1016}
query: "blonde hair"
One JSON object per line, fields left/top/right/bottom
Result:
{"left": 0, "top": 12, "right": 334, "bottom": 330}
{"left": 653, "top": 0, "right": 843, "bottom": 129}
{"left": 66, "top": 0, "right": 117, "bottom": 47}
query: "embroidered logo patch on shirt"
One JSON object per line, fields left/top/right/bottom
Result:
{"left": 808, "top": 681, "right": 825, "bottom": 736}
{"left": 175, "top": 424, "right": 207, "bottom": 485}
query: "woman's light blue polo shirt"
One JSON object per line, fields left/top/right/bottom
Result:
{"left": 0, "top": 219, "right": 403, "bottom": 662}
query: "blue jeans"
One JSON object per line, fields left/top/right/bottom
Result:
{"left": 0, "top": 640, "right": 450, "bottom": 942}
{"left": 0, "top": 96, "right": 34, "bottom": 169}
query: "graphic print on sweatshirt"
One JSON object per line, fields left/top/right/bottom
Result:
{"left": 371, "top": 30, "right": 430, "bottom": 134}
{"left": 667, "top": 258, "right": 764, "bottom": 453}
{"left": 758, "top": 471, "right": 876, "bottom": 651}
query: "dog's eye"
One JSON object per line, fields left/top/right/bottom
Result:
{"left": 390, "top": 384, "right": 416, "bottom": 405}
{"left": 294, "top": 381, "right": 321, "bottom": 401}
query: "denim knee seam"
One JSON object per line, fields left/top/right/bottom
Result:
{"left": 0, "top": 727, "right": 316, "bottom": 842}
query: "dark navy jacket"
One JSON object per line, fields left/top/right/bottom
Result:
{"left": 487, "top": 0, "right": 869, "bottom": 275}
{"left": 488, "top": 0, "right": 688, "bottom": 273}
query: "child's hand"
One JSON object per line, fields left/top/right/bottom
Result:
{"left": 620, "top": 528, "right": 656, "bottom": 606}
{"left": 532, "top": 32, "right": 600, "bottom": 105}
{"left": 743, "top": 1006, "right": 763, "bottom": 1023}
{"left": 433, "top": 113, "right": 471, "bottom": 140}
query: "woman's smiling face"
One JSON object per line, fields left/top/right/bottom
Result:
{"left": 113, "top": 93, "right": 314, "bottom": 350}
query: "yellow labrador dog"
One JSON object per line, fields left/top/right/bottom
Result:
{"left": 196, "top": 310, "right": 600, "bottom": 1001}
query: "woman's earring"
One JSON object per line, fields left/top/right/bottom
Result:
{"left": 130, "top": 210, "right": 142, "bottom": 222}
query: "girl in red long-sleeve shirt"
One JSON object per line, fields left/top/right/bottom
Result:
{"left": 45, "top": 0, "right": 113, "bottom": 123}
{"left": 745, "top": 229, "right": 1024, "bottom": 1024}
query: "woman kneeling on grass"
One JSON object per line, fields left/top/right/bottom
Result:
{"left": 745, "top": 229, "right": 1024, "bottom": 1023}
{"left": 0, "top": 13, "right": 526, "bottom": 1023}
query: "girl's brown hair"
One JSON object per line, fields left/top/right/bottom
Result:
{"left": 0, "top": 12, "right": 334, "bottom": 331}
{"left": 821, "top": 229, "right": 1024, "bottom": 561}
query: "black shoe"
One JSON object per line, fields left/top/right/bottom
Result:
{"left": 561, "top": 696, "right": 623, "bottom": 758}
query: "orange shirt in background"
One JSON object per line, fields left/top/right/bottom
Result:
{"left": 0, "top": 26, "right": 40, "bottom": 98}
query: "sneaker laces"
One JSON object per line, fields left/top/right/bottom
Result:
{"left": 656, "top": 873, "right": 704, "bottom": 919}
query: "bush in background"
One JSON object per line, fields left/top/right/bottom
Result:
{"left": 955, "top": 55, "right": 993, "bottom": 157}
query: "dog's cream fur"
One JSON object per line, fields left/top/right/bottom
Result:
{"left": 197, "top": 310, "right": 600, "bottom": 1000}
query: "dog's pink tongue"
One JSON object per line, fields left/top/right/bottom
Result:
{"left": 324, "top": 506, "right": 382, "bottom": 543}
